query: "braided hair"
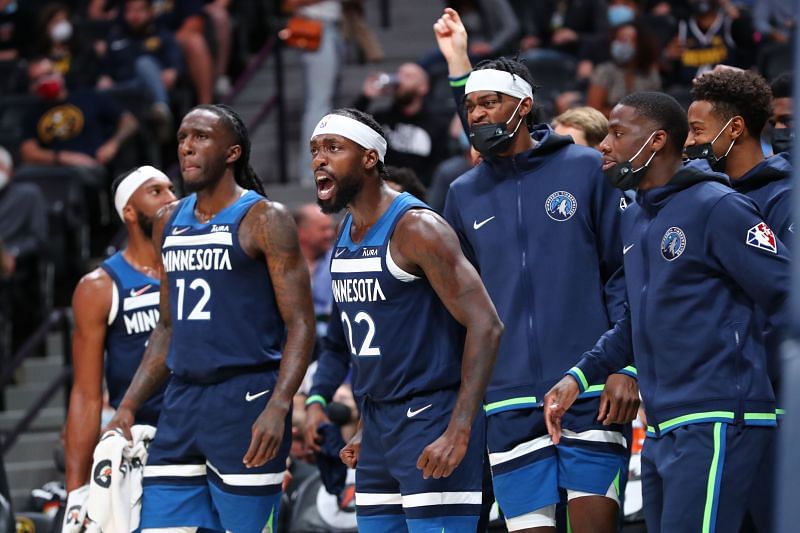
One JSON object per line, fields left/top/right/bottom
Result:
{"left": 193, "top": 104, "right": 266, "bottom": 196}
{"left": 473, "top": 57, "right": 537, "bottom": 130}
{"left": 330, "top": 107, "right": 391, "bottom": 181}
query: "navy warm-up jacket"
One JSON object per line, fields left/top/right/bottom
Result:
{"left": 569, "top": 167, "right": 790, "bottom": 437}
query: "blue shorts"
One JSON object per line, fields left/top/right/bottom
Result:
{"left": 486, "top": 398, "right": 627, "bottom": 530}
{"left": 641, "top": 422, "right": 773, "bottom": 533}
{"left": 355, "top": 388, "right": 485, "bottom": 533}
{"left": 142, "top": 370, "right": 291, "bottom": 533}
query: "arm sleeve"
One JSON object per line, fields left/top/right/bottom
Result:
{"left": 769, "top": 191, "right": 793, "bottom": 251}
{"left": 442, "top": 185, "right": 478, "bottom": 268}
{"left": 307, "top": 304, "right": 351, "bottom": 406}
{"left": 569, "top": 305, "right": 635, "bottom": 392}
{"left": 591, "top": 164, "right": 626, "bottom": 324}
{"left": 449, "top": 73, "right": 469, "bottom": 135}
{"left": 479, "top": 0, "right": 520, "bottom": 54}
{"left": 706, "top": 193, "right": 791, "bottom": 334}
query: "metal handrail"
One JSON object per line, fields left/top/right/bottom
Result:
{"left": 0, "top": 309, "right": 72, "bottom": 456}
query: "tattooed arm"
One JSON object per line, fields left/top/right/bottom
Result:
{"left": 106, "top": 203, "right": 176, "bottom": 439}
{"left": 240, "top": 200, "right": 315, "bottom": 468}
{"left": 392, "top": 209, "right": 503, "bottom": 479}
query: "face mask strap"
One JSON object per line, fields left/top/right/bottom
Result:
{"left": 505, "top": 97, "right": 528, "bottom": 138}
{"left": 629, "top": 130, "right": 658, "bottom": 169}
{"left": 710, "top": 116, "right": 736, "bottom": 149}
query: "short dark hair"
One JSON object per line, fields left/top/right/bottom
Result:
{"left": 385, "top": 166, "right": 427, "bottom": 202}
{"left": 771, "top": 72, "right": 792, "bottom": 100}
{"left": 473, "top": 57, "right": 537, "bottom": 130}
{"left": 330, "top": 107, "right": 390, "bottom": 180}
{"left": 192, "top": 104, "right": 265, "bottom": 196}
{"left": 618, "top": 91, "right": 688, "bottom": 155}
{"left": 691, "top": 69, "right": 772, "bottom": 138}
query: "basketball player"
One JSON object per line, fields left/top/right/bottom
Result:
{"left": 108, "top": 104, "right": 316, "bottom": 532}
{"left": 65, "top": 165, "right": 175, "bottom": 494}
{"left": 310, "top": 108, "right": 503, "bottom": 532}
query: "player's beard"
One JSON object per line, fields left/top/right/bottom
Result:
{"left": 137, "top": 210, "right": 154, "bottom": 239}
{"left": 317, "top": 175, "right": 362, "bottom": 215}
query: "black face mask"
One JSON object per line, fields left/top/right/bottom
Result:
{"left": 604, "top": 131, "right": 657, "bottom": 190}
{"left": 469, "top": 98, "right": 526, "bottom": 156}
{"left": 684, "top": 117, "right": 735, "bottom": 173}
{"left": 771, "top": 127, "right": 793, "bottom": 155}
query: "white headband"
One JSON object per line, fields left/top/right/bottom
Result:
{"left": 465, "top": 69, "right": 534, "bottom": 100}
{"left": 311, "top": 114, "right": 388, "bottom": 162}
{"left": 114, "top": 165, "right": 169, "bottom": 220}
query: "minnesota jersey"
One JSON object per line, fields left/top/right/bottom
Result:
{"left": 100, "top": 252, "right": 164, "bottom": 425}
{"left": 162, "top": 190, "right": 285, "bottom": 382}
{"left": 331, "top": 193, "right": 464, "bottom": 402}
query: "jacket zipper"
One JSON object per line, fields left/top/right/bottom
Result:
{"left": 517, "top": 175, "right": 541, "bottom": 381}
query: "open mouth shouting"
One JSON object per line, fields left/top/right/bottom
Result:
{"left": 315, "top": 170, "right": 336, "bottom": 201}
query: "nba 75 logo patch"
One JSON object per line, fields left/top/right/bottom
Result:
{"left": 746, "top": 222, "right": 777, "bottom": 253}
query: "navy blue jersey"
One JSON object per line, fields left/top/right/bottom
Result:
{"left": 161, "top": 190, "right": 285, "bottom": 382}
{"left": 100, "top": 252, "right": 164, "bottom": 425}
{"left": 330, "top": 193, "right": 464, "bottom": 402}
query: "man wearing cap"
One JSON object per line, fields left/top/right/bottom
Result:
{"left": 434, "top": 9, "right": 638, "bottom": 532}
{"left": 64, "top": 166, "right": 175, "bottom": 498}
{"left": 308, "top": 107, "right": 503, "bottom": 532}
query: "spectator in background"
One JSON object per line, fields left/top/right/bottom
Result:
{"left": 0, "top": 146, "right": 48, "bottom": 349}
{"left": 102, "top": 0, "right": 181, "bottom": 140}
{"left": 294, "top": 203, "right": 335, "bottom": 341}
{"left": 384, "top": 165, "right": 427, "bottom": 202}
{"left": 586, "top": 20, "right": 661, "bottom": 116}
{"left": 203, "top": 0, "right": 233, "bottom": 96}
{"left": 770, "top": 73, "right": 793, "bottom": 155}
{"left": 153, "top": 0, "right": 214, "bottom": 104}
{"left": 20, "top": 58, "right": 138, "bottom": 176}
{"left": 512, "top": 0, "right": 609, "bottom": 58}
{"left": 0, "top": 0, "right": 21, "bottom": 62}
{"left": 30, "top": 3, "right": 104, "bottom": 89}
{"left": 552, "top": 106, "right": 608, "bottom": 148}
{"left": 354, "top": 63, "right": 452, "bottom": 185}
{"left": 663, "top": 0, "right": 755, "bottom": 90}
{"left": 294, "top": 0, "right": 344, "bottom": 187}
{"left": 753, "top": 0, "right": 794, "bottom": 46}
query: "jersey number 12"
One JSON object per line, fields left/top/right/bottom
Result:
{"left": 341, "top": 311, "right": 381, "bottom": 356}
{"left": 176, "top": 278, "right": 211, "bottom": 320}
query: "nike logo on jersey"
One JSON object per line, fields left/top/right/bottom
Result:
{"left": 623, "top": 244, "right": 635, "bottom": 255}
{"left": 171, "top": 226, "right": 191, "bottom": 235}
{"left": 334, "top": 248, "right": 346, "bottom": 258}
{"left": 406, "top": 404, "right": 433, "bottom": 418}
{"left": 129, "top": 285, "right": 152, "bottom": 297}
{"left": 473, "top": 216, "right": 495, "bottom": 230}
{"left": 245, "top": 389, "right": 271, "bottom": 402}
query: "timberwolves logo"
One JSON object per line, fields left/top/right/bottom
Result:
{"left": 661, "top": 227, "right": 686, "bottom": 261}
{"left": 93, "top": 459, "right": 113, "bottom": 488}
{"left": 545, "top": 191, "right": 577, "bottom": 221}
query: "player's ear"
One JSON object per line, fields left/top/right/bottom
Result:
{"left": 122, "top": 204, "right": 137, "bottom": 225}
{"left": 651, "top": 130, "right": 668, "bottom": 153}
{"left": 363, "top": 149, "right": 378, "bottom": 171}
{"left": 226, "top": 144, "right": 242, "bottom": 165}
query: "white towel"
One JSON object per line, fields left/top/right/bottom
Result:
{"left": 87, "top": 425, "right": 156, "bottom": 533}
{"left": 61, "top": 484, "right": 101, "bottom": 533}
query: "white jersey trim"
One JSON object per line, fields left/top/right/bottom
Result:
{"left": 123, "top": 292, "right": 160, "bottom": 312}
{"left": 206, "top": 461, "right": 284, "bottom": 487}
{"left": 354, "top": 492, "right": 403, "bottom": 506}
{"left": 401, "top": 491, "right": 482, "bottom": 508}
{"left": 330, "top": 257, "right": 382, "bottom": 273}
{"left": 143, "top": 464, "right": 207, "bottom": 478}
{"left": 560, "top": 428, "right": 627, "bottom": 448}
{"left": 163, "top": 232, "right": 233, "bottom": 249}
{"left": 386, "top": 240, "right": 419, "bottom": 282}
{"left": 489, "top": 434, "right": 553, "bottom": 466}
{"left": 108, "top": 282, "right": 119, "bottom": 326}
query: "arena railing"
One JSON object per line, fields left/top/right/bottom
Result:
{"left": 0, "top": 309, "right": 72, "bottom": 456}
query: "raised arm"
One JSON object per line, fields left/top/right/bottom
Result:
{"left": 106, "top": 203, "right": 176, "bottom": 438}
{"left": 241, "top": 200, "right": 315, "bottom": 468}
{"left": 393, "top": 209, "right": 503, "bottom": 479}
{"left": 64, "top": 270, "right": 111, "bottom": 491}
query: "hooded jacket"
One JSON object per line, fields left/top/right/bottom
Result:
{"left": 443, "top": 125, "right": 632, "bottom": 414}
{"left": 570, "top": 166, "right": 789, "bottom": 437}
